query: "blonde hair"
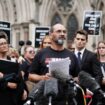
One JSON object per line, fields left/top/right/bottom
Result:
{"left": 8, "top": 47, "right": 19, "bottom": 59}
{"left": 40, "top": 35, "right": 52, "bottom": 49}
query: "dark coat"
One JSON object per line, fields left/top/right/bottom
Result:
{"left": 78, "top": 49, "right": 103, "bottom": 84}
{"left": 0, "top": 73, "right": 25, "bottom": 105}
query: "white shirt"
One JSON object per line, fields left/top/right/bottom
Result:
{"left": 74, "top": 48, "right": 85, "bottom": 60}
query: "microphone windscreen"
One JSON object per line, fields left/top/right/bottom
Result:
{"left": 78, "top": 71, "right": 100, "bottom": 93}
{"left": 44, "top": 78, "right": 58, "bottom": 97}
{"left": 51, "top": 69, "right": 71, "bottom": 83}
{"left": 49, "top": 57, "right": 71, "bottom": 83}
{"left": 28, "top": 80, "right": 45, "bottom": 101}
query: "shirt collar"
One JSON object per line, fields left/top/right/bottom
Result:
{"left": 75, "top": 48, "right": 85, "bottom": 57}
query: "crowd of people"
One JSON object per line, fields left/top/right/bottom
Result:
{"left": 0, "top": 23, "right": 105, "bottom": 105}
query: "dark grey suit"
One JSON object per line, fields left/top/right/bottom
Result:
{"left": 77, "top": 49, "right": 102, "bottom": 84}
{"left": 75, "top": 49, "right": 103, "bottom": 105}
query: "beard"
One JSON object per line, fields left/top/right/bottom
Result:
{"left": 55, "top": 39, "right": 65, "bottom": 45}
{"left": 54, "top": 35, "right": 66, "bottom": 45}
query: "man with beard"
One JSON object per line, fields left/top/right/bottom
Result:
{"left": 28, "top": 23, "right": 79, "bottom": 105}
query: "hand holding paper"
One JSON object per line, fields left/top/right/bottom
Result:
{"left": 49, "top": 58, "right": 71, "bottom": 81}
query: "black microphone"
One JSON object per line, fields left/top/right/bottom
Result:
{"left": 78, "top": 71, "right": 105, "bottom": 98}
{"left": 44, "top": 78, "right": 58, "bottom": 105}
{"left": 51, "top": 69, "right": 80, "bottom": 89}
{"left": 50, "top": 69, "right": 81, "bottom": 99}
{"left": 24, "top": 80, "right": 45, "bottom": 105}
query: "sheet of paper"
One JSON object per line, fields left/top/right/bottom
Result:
{"left": 49, "top": 57, "right": 71, "bottom": 76}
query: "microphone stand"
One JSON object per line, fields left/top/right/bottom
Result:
{"left": 24, "top": 100, "right": 31, "bottom": 105}
{"left": 24, "top": 89, "right": 38, "bottom": 105}
{"left": 67, "top": 79, "right": 87, "bottom": 105}
{"left": 48, "top": 96, "right": 52, "bottom": 105}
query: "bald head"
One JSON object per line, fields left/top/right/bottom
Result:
{"left": 50, "top": 23, "right": 67, "bottom": 46}
{"left": 50, "top": 23, "right": 66, "bottom": 33}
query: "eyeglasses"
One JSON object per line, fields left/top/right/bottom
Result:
{"left": 54, "top": 30, "right": 67, "bottom": 34}
{"left": 0, "top": 42, "right": 8, "bottom": 46}
{"left": 43, "top": 42, "right": 51, "bottom": 44}
{"left": 98, "top": 47, "right": 105, "bottom": 49}
{"left": 28, "top": 50, "right": 35, "bottom": 54}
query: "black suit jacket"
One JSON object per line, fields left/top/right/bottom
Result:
{"left": 78, "top": 49, "right": 103, "bottom": 84}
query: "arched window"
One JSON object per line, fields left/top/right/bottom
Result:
{"left": 99, "top": 1, "right": 104, "bottom": 10}
{"left": 51, "top": 13, "right": 62, "bottom": 26}
{"left": 67, "top": 14, "right": 78, "bottom": 40}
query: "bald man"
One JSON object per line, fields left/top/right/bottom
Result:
{"left": 29, "top": 23, "right": 79, "bottom": 105}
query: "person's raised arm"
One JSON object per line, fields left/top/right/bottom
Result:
{"left": 28, "top": 73, "right": 50, "bottom": 82}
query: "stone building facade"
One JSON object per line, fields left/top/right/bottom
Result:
{"left": 0, "top": 0, "right": 105, "bottom": 50}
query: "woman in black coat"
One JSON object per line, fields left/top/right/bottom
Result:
{"left": 0, "top": 31, "right": 28, "bottom": 105}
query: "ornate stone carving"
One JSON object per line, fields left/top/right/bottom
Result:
{"left": 51, "top": 13, "right": 62, "bottom": 26}
{"left": 56, "top": 0, "right": 75, "bottom": 13}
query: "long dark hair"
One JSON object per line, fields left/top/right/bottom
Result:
{"left": 97, "top": 41, "right": 105, "bottom": 60}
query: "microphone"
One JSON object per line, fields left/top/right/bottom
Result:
{"left": 24, "top": 80, "right": 45, "bottom": 105}
{"left": 51, "top": 68, "right": 71, "bottom": 83}
{"left": 50, "top": 69, "right": 81, "bottom": 99}
{"left": 44, "top": 78, "right": 58, "bottom": 105}
{"left": 51, "top": 69, "right": 80, "bottom": 88}
{"left": 78, "top": 71, "right": 105, "bottom": 98}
